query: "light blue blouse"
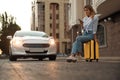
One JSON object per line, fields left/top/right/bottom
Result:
{"left": 83, "top": 15, "right": 99, "bottom": 34}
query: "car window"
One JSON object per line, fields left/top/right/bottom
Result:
{"left": 14, "top": 31, "right": 49, "bottom": 38}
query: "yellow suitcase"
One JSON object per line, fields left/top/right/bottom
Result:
{"left": 84, "top": 40, "right": 99, "bottom": 62}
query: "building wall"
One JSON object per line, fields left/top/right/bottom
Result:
{"left": 99, "top": 12, "right": 120, "bottom": 56}
{"left": 92, "top": 0, "right": 106, "bottom": 12}
{"left": 93, "top": 0, "right": 120, "bottom": 56}
{"left": 31, "top": 0, "right": 70, "bottom": 54}
{"left": 69, "top": 0, "right": 84, "bottom": 27}
{"left": 31, "top": 2, "right": 35, "bottom": 30}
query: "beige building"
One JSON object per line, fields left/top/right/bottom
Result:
{"left": 31, "top": 0, "right": 71, "bottom": 54}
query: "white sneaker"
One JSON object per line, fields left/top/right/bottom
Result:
{"left": 66, "top": 55, "right": 77, "bottom": 62}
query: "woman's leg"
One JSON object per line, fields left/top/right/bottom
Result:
{"left": 66, "top": 41, "right": 78, "bottom": 61}
{"left": 71, "top": 34, "right": 94, "bottom": 55}
{"left": 67, "top": 34, "right": 93, "bottom": 61}
{"left": 76, "top": 35, "right": 93, "bottom": 53}
{"left": 71, "top": 41, "right": 78, "bottom": 55}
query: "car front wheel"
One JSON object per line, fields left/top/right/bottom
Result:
{"left": 38, "top": 58, "right": 43, "bottom": 61}
{"left": 9, "top": 56, "right": 17, "bottom": 61}
{"left": 49, "top": 55, "right": 56, "bottom": 61}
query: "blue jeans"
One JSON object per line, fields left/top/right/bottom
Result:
{"left": 71, "top": 31, "right": 94, "bottom": 54}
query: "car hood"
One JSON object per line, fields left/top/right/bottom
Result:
{"left": 21, "top": 36, "right": 50, "bottom": 44}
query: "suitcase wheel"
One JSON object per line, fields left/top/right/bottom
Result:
{"left": 86, "top": 59, "right": 89, "bottom": 62}
{"left": 90, "top": 59, "right": 92, "bottom": 62}
{"left": 96, "top": 59, "right": 98, "bottom": 62}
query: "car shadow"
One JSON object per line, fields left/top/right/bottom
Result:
{"left": 9, "top": 58, "right": 56, "bottom": 62}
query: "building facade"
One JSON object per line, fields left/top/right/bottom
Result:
{"left": 31, "top": 0, "right": 71, "bottom": 54}
{"left": 93, "top": 0, "right": 120, "bottom": 56}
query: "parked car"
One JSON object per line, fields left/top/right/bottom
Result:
{"left": 7, "top": 31, "right": 57, "bottom": 61}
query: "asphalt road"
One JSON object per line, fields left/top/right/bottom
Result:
{"left": 0, "top": 57, "right": 120, "bottom": 80}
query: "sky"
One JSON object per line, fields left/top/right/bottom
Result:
{"left": 0, "top": 0, "right": 32, "bottom": 31}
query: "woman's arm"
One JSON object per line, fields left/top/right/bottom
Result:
{"left": 78, "top": 19, "right": 84, "bottom": 29}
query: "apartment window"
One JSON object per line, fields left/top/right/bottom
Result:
{"left": 50, "top": 5, "right": 52, "bottom": 9}
{"left": 85, "top": 0, "right": 93, "bottom": 5}
{"left": 43, "top": 25, "right": 45, "bottom": 31}
{"left": 50, "top": 33, "right": 52, "bottom": 36}
{"left": 56, "top": 4, "right": 59, "bottom": 10}
{"left": 36, "top": 27, "right": 38, "bottom": 31}
{"left": 56, "top": 33, "right": 59, "bottom": 39}
{"left": 50, "top": 3, "right": 59, "bottom": 9}
{"left": 38, "top": 2, "right": 45, "bottom": 10}
{"left": 97, "top": 24, "right": 107, "bottom": 47}
{"left": 56, "top": 24, "right": 59, "bottom": 29}
{"left": 42, "top": 5, "right": 45, "bottom": 10}
{"left": 56, "top": 14, "right": 59, "bottom": 19}
{"left": 50, "top": 14, "right": 52, "bottom": 19}
{"left": 50, "top": 24, "right": 52, "bottom": 28}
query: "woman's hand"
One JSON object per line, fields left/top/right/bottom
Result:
{"left": 78, "top": 19, "right": 83, "bottom": 28}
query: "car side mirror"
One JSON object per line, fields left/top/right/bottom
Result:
{"left": 7, "top": 36, "right": 12, "bottom": 39}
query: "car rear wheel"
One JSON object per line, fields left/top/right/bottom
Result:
{"left": 49, "top": 55, "right": 56, "bottom": 61}
{"left": 38, "top": 58, "right": 43, "bottom": 61}
{"left": 9, "top": 56, "right": 17, "bottom": 61}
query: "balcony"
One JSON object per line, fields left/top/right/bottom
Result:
{"left": 97, "top": 0, "right": 120, "bottom": 19}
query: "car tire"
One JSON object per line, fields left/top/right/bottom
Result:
{"left": 9, "top": 56, "right": 17, "bottom": 61}
{"left": 38, "top": 58, "right": 43, "bottom": 61}
{"left": 49, "top": 55, "right": 56, "bottom": 61}
{"left": 9, "top": 48, "right": 17, "bottom": 61}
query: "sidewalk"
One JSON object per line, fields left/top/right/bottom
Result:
{"left": 57, "top": 56, "right": 120, "bottom": 61}
{"left": 0, "top": 54, "right": 9, "bottom": 59}
{"left": 100, "top": 57, "right": 120, "bottom": 60}
{"left": 99, "top": 57, "right": 120, "bottom": 62}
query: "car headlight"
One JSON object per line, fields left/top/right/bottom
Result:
{"left": 11, "top": 38, "right": 23, "bottom": 47}
{"left": 49, "top": 39, "right": 55, "bottom": 45}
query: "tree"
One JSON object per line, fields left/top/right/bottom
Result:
{"left": 0, "top": 12, "right": 21, "bottom": 54}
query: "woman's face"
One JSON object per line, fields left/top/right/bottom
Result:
{"left": 84, "top": 8, "right": 91, "bottom": 17}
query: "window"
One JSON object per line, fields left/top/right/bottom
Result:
{"left": 50, "top": 3, "right": 59, "bottom": 10}
{"left": 56, "top": 33, "right": 59, "bottom": 39}
{"left": 56, "top": 24, "right": 59, "bottom": 29}
{"left": 36, "top": 27, "right": 38, "bottom": 31}
{"left": 56, "top": 14, "right": 59, "bottom": 19}
{"left": 85, "top": 0, "right": 93, "bottom": 5}
{"left": 50, "top": 5, "right": 52, "bottom": 9}
{"left": 38, "top": 2, "right": 45, "bottom": 10}
{"left": 50, "top": 24, "right": 52, "bottom": 28}
{"left": 50, "top": 14, "right": 52, "bottom": 19}
{"left": 56, "top": 4, "right": 59, "bottom": 10}
{"left": 42, "top": 5, "right": 45, "bottom": 10}
{"left": 50, "top": 33, "right": 52, "bottom": 36}
{"left": 97, "top": 24, "right": 107, "bottom": 47}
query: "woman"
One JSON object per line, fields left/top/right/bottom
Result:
{"left": 67, "top": 5, "right": 99, "bottom": 62}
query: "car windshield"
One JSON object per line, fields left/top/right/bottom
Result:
{"left": 14, "top": 31, "right": 49, "bottom": 38}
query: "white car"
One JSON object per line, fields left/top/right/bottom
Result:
{"left": 7, "top": 31, "right": 57, "bottom": 61}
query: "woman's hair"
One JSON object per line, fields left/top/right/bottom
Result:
{"left": 84, "top": 5, "right": 95, "bottom": 15}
